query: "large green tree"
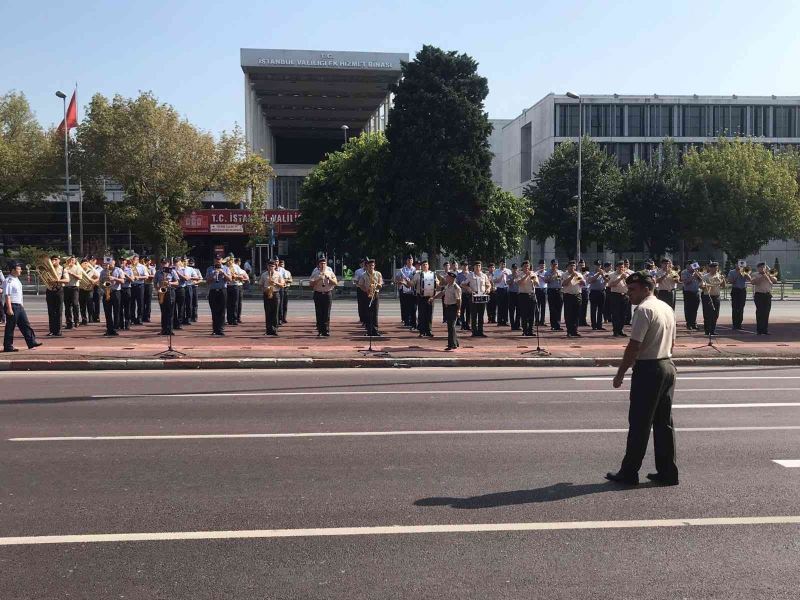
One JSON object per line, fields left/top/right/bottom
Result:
{"left": 0, "top": 91, "right": 60, "bottom": 203}
{"left": 468, "top": 187, "right": 532, "bottom": 260}
{"left": 77, "top": 92, "right": 262, "bottom": 255}
{"left": 525, "top": 137, "right": 624, "bottom": 256}
{"left": 296, "top": 132, "right": 398, "bottom": 264}
{"left": 682, "top": 138, "right": 800, "bottom": 260}
{"left": 385, "top": 45, "right": 494, "bottom": 259}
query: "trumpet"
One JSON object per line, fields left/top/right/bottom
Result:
{"left": 768, "top": 268, "right": 779, "bottom": 277}
{"left": 742, "top": 266, "right": 752, "bottom": 275}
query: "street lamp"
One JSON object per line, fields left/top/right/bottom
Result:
{"left": 56, "top": 90, "right": 73, "bottom": 255}
{"left": 341, "top": 124, "right": 349, "bottom": 143}
{"left": 565, "top": 91, "right": 582, "bottom": 261}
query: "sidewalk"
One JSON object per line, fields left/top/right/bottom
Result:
{"left": 3, "top": 306, "right": 800, "bottom": 369}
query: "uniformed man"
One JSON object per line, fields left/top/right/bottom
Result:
{"left": 353, "top": 259, "right": 366, "bottom": 326}
{"left": 430, "top": 271, "right": 461, "bottom": 350}
{"left": 234, "top": 257, "right": 248, "bottom": 324}
{"left": 90, "top": 256, "right": 102, "bottom": 323}
{"left": 681, "top": 261, "right": 702, "bottom": 330}
{"left": 607, "top": 260, "right": 629, "bottom": 337}
{"left": 172, "top": 258, "right": 191, "bottom": 329}
{"left": 439, "top": 261, "right": 451, "bottom": 324}
{"left": 543, "top": 259, "right": 563, "bottom": 331}
{"left": 577, "top": 259, "right": 590, "bottom": 327}
{"left": 751, "top": 263, "right": 778, "bottom": 335}
{"left": 310, "top": 257, "right": 338, "bottom": 337}
{"left": 206, "top": 255, "right": 232, "bottom": 336}
{"left": 622, "top": 259, "right": 634, "bottom": 325}
{"left": 181, "top": 258, "right": 195, "bottom": 325}
{"left": 77, "top": 258, "right": 97, "bottom": 326}
{"left": 358, "top": 258, "right": 383, "bottom": 337}
{"left": 411, "top": 259, "right": 436, "bottom": 337}
{"left": 700, "top": 261, "right": 725, "bottom": 336}
{"left": 727, "top": 262, "right": 751, "bottom": 330}
{"left": 462, "top": 261, "right": 492, "bottom": 337}
{"left": 119, "top": 258, "right": 133, "bottom": 330}
{"left": 395, "top": 255, "right": 417, "bottom": 329}
{"left": 259, "top": 260, "right": 285, "bottom": 336}
{"left": 515, "top": 260, "right": 538, "bottom": 337}
{"left": 456, "top": 262, "right": 472, "bottom": 331}
{"left": 587, "top": 260, "right": 607, "bottom": 331}
{"left": 486, "top": 262, "right": 497, "bottom": 324}
{"left": 508, "top": 263, "right": 520, "bottom": 331}
{"left": 100, "top": 258, "right": 123, "bottom": 336}
{"left": 3, "top": 261, "right": 42, "bottom": 352}
{"left": 535, "top": 259, "right": 547, "bottom": 326}
{"left": 45, "top": 255, "right": 67, "bottom": 337}
{"left": 606, "top": 271, "right": 678, "bottom": 486}
{"left": 655, "top": 258, "right": 679, "bottom": 309}
{"left": 154, "top": 259, "right": 179, "bottom": 336}
{"left": 187, "top": 258, "right": 201, "bottom": 323}
{"left": 143, "top": 258, "right": 155, "bottom": 323}
{"left": 0, "top": 267, "right": 5, "bottom": 325}
{"left": 493, "top": 260, "right": 512, "bottom": 326}
{"left": 225, "top": 256, "right": 240, "bottom": 327}
{"left": 278, "top": 259, "right": 292, "bottom": 324}
{"left": 561, "top": 260, "right": 584, "bottom": 338}
{"left": 63, "top": 256, "right": 81, "bottom": 329}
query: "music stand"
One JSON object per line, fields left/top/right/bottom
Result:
{"left": 522, "top": 295, "right": 550, "bottom": 356}
{"left": 154, "top": 330, "right": 186, "bottom": 359}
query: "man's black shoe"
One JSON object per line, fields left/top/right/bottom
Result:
{"left": 3, "top": 347, "right": 18, "bottom": 353}
{"left": 28, "top": 342, "right": 43, "bottom": 349}
{"left": 605, "top": 471, "right": 639, "bottom": 485}
{"left": 646, "top": 473, "right": 679, "bottom": 486}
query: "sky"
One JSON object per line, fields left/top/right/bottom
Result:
{"left": 3, "top": 0, "right": 800, "bottom": 135}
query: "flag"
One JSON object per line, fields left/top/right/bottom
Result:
{"left": 57, "top": 90, "right": 78, "bottom": 134}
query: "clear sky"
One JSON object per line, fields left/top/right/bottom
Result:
{"left": 2, "top": 0, "right": 799, "bottom": 135}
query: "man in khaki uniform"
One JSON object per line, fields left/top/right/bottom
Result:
{"left": 309, "top": 257, "right": 338, "bottom": 337}
{"left": 431, "top": 271, "right": 461, "bottom": 350}
{"left": 357, "top": 258, "right": 383, "bottom": 337}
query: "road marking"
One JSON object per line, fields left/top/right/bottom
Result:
{"left": 90, "top": 387, "right": 800, "bottom": 399}
{"left": 575, "top": 376, "right": 800, "bottom": 381}
{"left": 673, "top": 403, "right": 800, "bottom": 408}
{"left": 9, "top": 425, "right": 800, "bottom": 442}
{"left": 773, "top": 460, "right": 800, "bottom": 468}
{"left": 1, "top": 515, "right": 798, "bottom": 546}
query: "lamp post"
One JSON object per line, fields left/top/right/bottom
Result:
{"left": 56, "top": 90, "right": 73, "bottom": 255}
{"left": 341, "top": 124, "right": 349, "bottom": 143}
{"left": 566, "top": 92, "right": 582, "bottom": 261}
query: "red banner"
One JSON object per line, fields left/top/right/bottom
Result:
{"left": 180, "top": 209, "right": 301, "bottom": 236}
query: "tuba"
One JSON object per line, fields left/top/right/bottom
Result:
{"left": 35, "top": 253, "right": 61, "bottom": 291}
{"left": 79, "top": 263, "right": 97, "bottom": 291}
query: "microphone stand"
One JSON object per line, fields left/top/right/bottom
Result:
{"left": 522, "top": 290, "right": 550, "bottom": 356}
{"left": 154, "top": 286, "right": 186, "bottom": 359}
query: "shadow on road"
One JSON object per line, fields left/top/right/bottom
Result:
{"left": 414, "top": 481, "right": 644, "bottom": 509}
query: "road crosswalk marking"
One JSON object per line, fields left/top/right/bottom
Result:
{"left": 772, "top": 460, "right": 800, "bottom": 468}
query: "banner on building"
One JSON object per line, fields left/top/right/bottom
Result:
{"left": 180, "top": 209, "right": 301, "bottom": 236}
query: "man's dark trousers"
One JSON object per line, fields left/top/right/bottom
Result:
{"left": 609, "top": 292, "right": 627, "bottom": 335}
{"left": 730, "top": 287, "right": 746, "bottom": 329}
{"left": 656, "top": 289, "right": 675, "bottom": 309}
{"left": 579, "top": 288, "right": 589, "bottom": 326}
{"left": 263, "top": 295, "right": 279, "bottom": 334}
{"left": 563, "top": 293, "right": 581, "bottom": 336}
{"left": 356, "top": 288, "right": 367, "bottom": 324}
{"left": 64, "top": 286, "right": 79, "bottom": 327}
{"left": 225, "top": 286, "right": 239, "bottom": 325}
{"left": 547, "top": 288, "right": 563, "bottom": 329}
{"left": 208, "top": 289, "right": 227, "bottom": 334}
{"left": 159, "top": 292, "right": 175, "bottom": 335}
{"left": 130, "top": 284, "right": 144, "bottom": 324}
{"left": 487, "top": 291, "right": 497, "bottom": 323}
{"left": 460, "top": 292, "right": 471, "bottom": 330}
{"left": 91, "top": 287, "right": 101, "bottom": 321}
{"left": 314, "top": 291, "right": 332, "bottom": 335}
{"left": 143, "top": 283, "right": 153, "bottom": 322}
{"left": 46, "top": 288, "right": 63, "bottom": 334}
{"left": 4, "top": 304, "right": 37, "bottom": 350}
{"left": 102, "top": 291, "right": 119, "bottom": 334}
{"left": 470, "top": 301, "right": 485, "bottom": 335}
{"left": 496, "top": 287, "right": 508, "bottom": 325}
{"left": 400, "top": 292, "right": 415, "bottom": 327}
{"left": 701, "top": 294, "right": 720, "bottom": 335}
{"left": 754, "top": 292, "right": 771, "bottom": 334}
{"left": 416, "top": 296, "right": 432, "bottom": 335}
{"left": 589, "top": 289, "right": 605, "bottom": 329}
{"left": 444, "top": 304, "right": 459, "bottom": 348}
{"left": 619, "top": 359, "right": 678, "bottom": 480}
{"left": 683, "top": 291, "right": 700, "bottom": 329}
{"left": 535, "top": 288, "right": 547, "bottom": 325}
{"left": 173, "top": 286, "right": 187, "bottom": 328}
{"left": 508, "top": 291, "right": 519, "bottom": 329}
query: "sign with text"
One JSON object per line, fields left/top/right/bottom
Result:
{"left": 180, "top": 209, "right": 301, "bottom": 236}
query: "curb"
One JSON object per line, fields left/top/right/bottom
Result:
{"left": 3, "top": 356, "right": 800, "bottom": 371}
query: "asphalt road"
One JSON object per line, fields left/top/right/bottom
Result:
{"left": 1, "top": 367, "right": 798, "bottom": 599}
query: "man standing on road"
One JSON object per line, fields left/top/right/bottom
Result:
{"left": 606, "top": 271, "right": 679, "bottom": 486}
{"left": 3, "top": 261, "right": 42, "bottom": 353}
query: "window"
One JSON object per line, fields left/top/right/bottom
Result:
{"left": 616, "top": 143, "right": 633, "bottom": 166}
{"left": 751, "top": 106, "right": 766, "bottom": 137}
{"left": 774, "top": 107, "right": 795, "bottom": 138}
{"left": 520, "top": 123, "right": 532, "bottom": 183}
{"left": 712, "top": 106, "right": 730, "bottom": 136}
{"left": 683, "top": 106, "right": 705, "bottom": 136}
{"left": 730, "top": 107, "right": 745, "bottom": 136}
{"left": 590, "top": 105, "right": 610, "bottom": 137}
{"left": 649, "top": 105, "right": 673, "bottom": 137}
{"left": 273, "top": 176, "right": 305, "bottom": 210}
{"left": 627, "top": 106, "right": 644, "bottom": 136}
{"left": 557, "top": 104, "right": 580, "bottom": 137}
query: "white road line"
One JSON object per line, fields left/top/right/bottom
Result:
{"left": 773, "top": 460, "right": 800, "bottom": 468}
{"left": 9, "top": 425, "right": 800, "bottom": 442}
{"left": 673, "top": 403, "right": 800, "bottom": 408}
{"left": 576, "top": 376, "right": 800, "bottom": 381}
{"left": 90, "top": 387, "right": 800, "bottom": 399}
{"left": 2, "top": 516, "right": 799, "bottom": 546}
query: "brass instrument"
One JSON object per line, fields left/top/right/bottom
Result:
{"left": 103, "top": 272, "right": 113, "bottom": 302}
{"left": 78, "top": 262, "right": 97, "bottom": 292}
{"left": 264, "top": 273, "right": 275, "bottom": 299}
{"left": 34, "top": 253, "right": 61, "bottom": 291}
{"left": 742, "top": 266, "right": 752, "bottom": 275}
{"left": 158, "top": 271, "right": 171, "bottom": 305}
{"left": 768, "top": 268, "right": 779, "bottom": 278}
{"left": 367, "top": 271, "right": 379, "bottom": 300}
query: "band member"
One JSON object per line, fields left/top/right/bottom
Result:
{"left": 127, "top": 255, "right": 144, "bottom": 325}
{"left": 169, "top": 258, "right": 188, "bottom": 329}
{"left": 63, "top": 256, "right": 81, "bottom": 329}
{"left": 655, "top": 258, "right": 679, "bottom": 309}
{"left": 395, "top": 255, "right": 417, "bottom": 329}
{"left": 46, "top": 255, "right": 67, "bottom": 336}
{"left": 727, "top": 262, "right": 751, "bottom": 330}
{"left": 78, "top": 258, "right": 97, "bottom": 326}
{"left": 431, "top": 271, "right": 461, "bottom": 350}
{"left": 259, "top": 261, "right": 285, "bottom": 336}
{"left": 278, "top": 259, "right": 292, "bottom": 324}
{"left": 700, "top": 262, "right": 725, "bottom": 336}
{"left": 493, "top": 260, "right": 511, "bottom": 326}
{"left": 234, "top": 257, "right": 248, "bottom": 323}
{"left": 535, "top": 259, "right": 547, "bottom": 326}
{"left": 681, "top": 261, "right": 701, "bottom": 330}
{"left": 606, "top": 272, "right": 678, "bottom": 486}
{"left": 508, "top": 263, "right": 520, "bottom": 330}
{"left": 358, "top": 258, "right": 383, "bottom": 337}
{"left": 456, "top": 263, "right": 472, "bottom": 331}
{"left": 206, "top": 255, "right": 231, "bottom": 336}
{"left": 100, "top": 258, "right": 123, "bottom": 336}
{"left": 562, "top": 260, "right": 584, "bottom": 338}
{"left": 155, "top": 259, "right": 179, "bottom": 336}
{"left": 90, "top": 256, "right": 102, "bottom": 322}
{"left": 462, "top": 261, "right": 491, "bottom": 337}
{"left": 310, "top": 257, "right": 338, "bottom": 337}
{"left": 189, "top": 258, "right": 201, "bottom": 323}
{"left": 607, "top": 260, "right": 629, "bottom": 337}
{"left": 751, "top": 263, "right": 778, "bottom": 335}
{"left": 411, "top": 259, "right": 436, "bottom": 337}
{"left": 486, "top": 263, "right": 497, "bottom": 323}
{"left": 181, "top": 258, "right": 195, "bottom": 325}
{"left": 515, "top": 260, "right": 538, "bottom": 337}
{"left": 143, "top": 258, "right": 155, "bottom": 323}
{"left": 544, "top": 259, "right": 563, "bottom": 331}
{"left": 119, "top": 258, "right": 133, "bottom": 330}
{"left": 353, "top": 258, "right": 366, "bottom": 325}
{"left": 577, "top": 259, "right": 590, "bottom": 326}
{"left": 623, "top": 259, "right": 633, "bottom": 325}
{"left": 439, "top": 261, "right": 450, "bottom": 324}
{"left": 587, "top": 260, "right": 607, "bottom": 331}
{"left": 3, "top": 262, "right": 42, "bottom": 352}
{"left": 225, "top": 257, "right": 240, "bottom": 326}
{"left": 0, "top": 268, "right": 4, "bottom": 325}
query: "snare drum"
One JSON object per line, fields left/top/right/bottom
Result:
{"left": 472, "top": 294, "right": 489, "bottom": 304}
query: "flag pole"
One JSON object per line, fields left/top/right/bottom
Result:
{"left": 63, "top": 93, "right": 73, "bottom": 255}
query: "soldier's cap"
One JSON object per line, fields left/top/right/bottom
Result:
{"left": 214, "top": 254, "right": 223, "bottom": 260}
{"left": 709, "top": 261, "right": 719, "bottom": 267}
{"left": 9, "top": 260, "right": 23, "bottom": 269}
{"left": 567, "top": 260, "right": 577, "bottom": 266}
{"left": 50, "top": 254, "right": 60, "bottom": 260}
{"left": 594, "top": 259, "right": 602, "bottom": 266}
{"left": 161, "top": 258, "right": 171, "bottom": 265}
{"left": 603, "top": 262, "right": 612, "bottom": 268}
{"left": 626, "top": 271, "right": 654, "bottom": 286}
{"left": 446, "top": 271, "right": 457, "bottom": 278}
{"left": 131, "top": 253, "right": 139, "bottom": 259}
{"left": 268, "top": 260, "right": 276, "bottom": 266}
{"left": 366, "top": 257, "right": 376, "bottom": 264}
{"left": 550, "top": 259, "right": 558, "bottom": 264}
{"left": 616, "top": 260, "right": 625, "bottom": 266}
{"left": 472, "top": 260, "right": 482, "bottom": 266}
{"left": 187, "top": 258, "right": 195, "bottom": 265}
{"left": 421, "top": 258, "right": 428, "bottom": 263}
{"left": 538, "top": 259, "right": 545, "bottom": 264}
{"left": 404, "top": 255, "right": 414, "bottom": 261}
{"left": 317, "top": 257, "right": 327, "bottom": 264}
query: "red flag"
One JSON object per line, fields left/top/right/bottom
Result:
{"left": 57, "top": 91, "right": 78, "bottom": 134}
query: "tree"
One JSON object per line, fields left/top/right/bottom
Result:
{"left": 76, "top": 92, "right": 252, "bottom": 255}
{"left": 682, "top": 138, "right": 800, "bottom": 260}
{"left": 524, "top": 137, "right": 624, "bottom": 256}
{"left": 0, "top": 91, "right": 60, "bottom": 204}
{"left": 467, "top": 187, "right": 532, "bottom": 260}
{"left": 385, "top": 45, "right": 494, "bottom": 260}
{"left": 218, "top": 153, "right": 275, "bottom": 241}
{"left": 296, "top": 132, "right": 398, "bottom": 264}
{"left": 618, "top": 141, "right": 692, "bottom": 257}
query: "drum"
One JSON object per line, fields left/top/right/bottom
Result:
{"left": 472, "top": 294, "right": 489, "bottom": 304}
